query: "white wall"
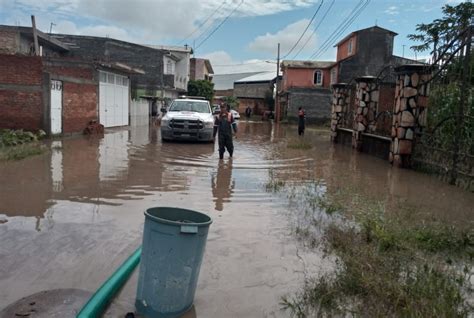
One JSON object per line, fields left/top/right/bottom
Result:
{"left": 130, "top": 99, "right": 150, "bottom": 126}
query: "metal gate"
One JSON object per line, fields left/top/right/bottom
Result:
{"left": 99, "top": 71, "right": 130, "bottom": 128}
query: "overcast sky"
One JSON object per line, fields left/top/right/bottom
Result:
{"left": 0, "top": 0, "right": 462, "bottom": 73}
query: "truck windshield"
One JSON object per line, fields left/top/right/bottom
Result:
{"left": 169, "top": 101, "right": 210, "bottom": 113}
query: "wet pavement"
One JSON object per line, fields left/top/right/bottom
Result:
{"left": 0, "top": 121, "right": 473, "bottom": 317}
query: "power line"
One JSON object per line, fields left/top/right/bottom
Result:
{"left": 309, "top": 0, "right": 365, "bottom": 59}
{"left": 292, "top": 0, "right": 335, "bottom": 59}
{"left": 192, "top": 2, "right": 230, "bottom": 45}
{"left": 310, "top": 0, "right": 370, "bottom": 59}
{"left": 178, "top": 0, "right": 227, "bottom": 45}
{"left": 314, "top": 0, "right": 370, "bottom": 59}
{"left": 282, "top": 0, "right": 324, "bottom": 59}
{"left": 195, "top": 0, "right": 244, "bottom": 51}
{"left": 312, "top": 0, "right": 370, "bottom": 59}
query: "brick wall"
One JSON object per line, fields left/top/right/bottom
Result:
{"left": 0, "top": 29, "right": 18, "bottom": 55}
{"left": 46, "top": 65, "right": 95, "bottom": 80}
{"left": 0, "top": 55, "right": 43, "bottom": 85}
{"left": 0, "top": 55, "right": 99, "bottom": 134}
{"left": 287, "top": 87, "right": 332, "bottom": 124}
{"left": 62, "top": 82, "right": 97, "bottom": 134}
{"left": 0, "top": 55, "right": 44, "bottom": 131}
{"left": 46, "top": 62, "right": 98, "bottom": 134}
{"left": 0, "top": 90, "right": 43, "bottom": 130}
{"left": 234, "top": 82, "right": 272, "bottom": 99}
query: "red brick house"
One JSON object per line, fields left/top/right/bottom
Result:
{"left": 0, "top": 25, "right": 140, "bottom": 135}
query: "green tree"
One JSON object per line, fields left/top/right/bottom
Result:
{"left": 221, "top": 96, "right": 239, "bottom": 109}
{"left": 187, "top": 80, "right": 214, "bottom": 101}
{"left": 408, "top": 2, "right": 473, "bottom": 65}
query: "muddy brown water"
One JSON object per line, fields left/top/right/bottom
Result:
{"left": 0, "top": 122, "right": 472, "bottom": 317}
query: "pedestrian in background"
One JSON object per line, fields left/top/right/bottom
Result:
{"left": 245, "top": 105, "right": 252, "bottom": 119}
{"left": 214, "top": 103, "right": 238, "bottom": 159}
{"left": 298, "top": 107, "right": 305, "bottom": 136}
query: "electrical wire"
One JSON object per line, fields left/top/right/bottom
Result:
{"left": 311, "top": 0, "right": 370, "bottom": 59}
{"left": 292, "top": 0, "right": 335, "bottom": 59}
{"left": 309, "top": 0, "right": 365, "bottom": 59}
{"left": 195, "top": 0, "right": 244, "bottom": 50}
{"left": 281, "top": 0, "right": 324, "bottom": 59}
{"left": 178, "top": 0, "right": 228, "bottom": 45}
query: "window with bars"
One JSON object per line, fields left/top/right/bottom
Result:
{"left": 314, "top": 70, "right": 323, "bottom": 86}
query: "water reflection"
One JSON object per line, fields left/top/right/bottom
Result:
{"left": 99, "top": 130, "right": 130, "bottom": 182}
{"left": 211, "top": 160, "right": 235, "bottom": 211}
{"left": 51, "top": 141, "right": 63, "bottom": 192}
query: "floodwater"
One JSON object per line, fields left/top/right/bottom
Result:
{"left": 0, "top": 121, "right": 473, "bottom": 317}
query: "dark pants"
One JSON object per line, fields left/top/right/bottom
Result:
{"left": 218, "top": 133, "right": 233, "bottom": 159}
{"left": 298, "top": 119, "right": 305, "bottom": 136}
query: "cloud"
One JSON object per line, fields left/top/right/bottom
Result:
{"left": 200, "top": 50, "right": 276, "bottom": 74}
{"left": 3, "top": 0, "right": 319, "bottom": 43}
{"left": 384, "top": 6, "right": 399, "bottom": 15}
{"left": 247, "top": 19, "right": 317, "bottom": 56}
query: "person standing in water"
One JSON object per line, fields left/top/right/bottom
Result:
{"left": 298, "top": 107, "right": 306, "bottom": 136}
{"left": 214, "top": 103, "right": 237, "bottom": 159}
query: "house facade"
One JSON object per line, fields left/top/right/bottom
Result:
{"left": 190, "top": 58, "right": 214, "bottom": 82}
{"left": 279, "top": 61, "right": 335, "bottom": 124}
{"left": 278, "top": 26, "right": 416, "bottom": 123}
{"left": 332, "top": 26, "right": 414, "bottom": 84}
{"left": 52, "top": 35, "right": 191, "bottom": 100}
{"left": 233, "top": 72, "right": 277, "bottom": 115}
{"left": 212, "top": 72, "right": 262, "bottom": 105}
{"left": 0, "top": 25, "right": 141, "bottom": 134}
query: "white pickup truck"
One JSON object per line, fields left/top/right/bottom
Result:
{"left": 160, "top": 98, "right": 215, "bottom": 142}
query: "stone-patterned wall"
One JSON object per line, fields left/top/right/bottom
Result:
{"left": 330, "top": 83, "right": 351, "bottom": 142}
{"left": 389, "top": 64, "right": 430, "bottom": 167}
{"left": 352, "top": 76, "right": 379, "bottom": 150}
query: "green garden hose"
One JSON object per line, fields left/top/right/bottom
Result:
{"left": 76, "top": 247, "right": 142, "bottom": 318}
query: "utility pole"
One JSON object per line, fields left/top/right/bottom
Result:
{"left": 402, "top": 45, "right": 405, "bottom": 58}
{"left": 275, "top": 42, "right": 280, "bottom": 122}
{"left": 49, "top": 22, "right": 56, "bottom": 34}
{"left": 31, "top": 15, "right": 39, "bottom": 56}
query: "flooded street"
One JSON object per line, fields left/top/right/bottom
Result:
{"left": 1, "top": 122, "right": 473, "bottom": 317}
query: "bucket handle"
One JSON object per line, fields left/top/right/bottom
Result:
{"left": 180, "top": 225, "right": 198, "bottom": 234}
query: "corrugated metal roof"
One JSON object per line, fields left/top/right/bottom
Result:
{"left": 281, "top": 60, "right": 336, "bottom": 69}
{"left": 212, "top": 72, "right": 262, "bottom": 90}
{"left": 235, "top": 71, "right": 276, "bottom": 83}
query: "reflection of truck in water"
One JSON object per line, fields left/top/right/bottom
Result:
{"left": 160, "top": 98, "right": 215, "bottom": 142}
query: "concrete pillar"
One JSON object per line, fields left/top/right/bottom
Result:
{"left": 352, "top": 76, "right": 379, "bottom": 150}
{"left": 330, "top": 83, "right": 351, "bottom": 142}
{"left": 390, "top": 64, "right": 431, "bottom": 168}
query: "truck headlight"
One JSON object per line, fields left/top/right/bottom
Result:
{"left": 204, "top": 121, "right": 214, "bottom": 128}
{"left": 161, "top": 118, "right": 170, "bottom": 126}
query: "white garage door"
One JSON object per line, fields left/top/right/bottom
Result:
{"left": 99, "top": 71, "right": 130, "bottom": 128}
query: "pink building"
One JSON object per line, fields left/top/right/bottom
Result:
{"left": 281, "top": 61, "right": 336, "bottom": 90}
